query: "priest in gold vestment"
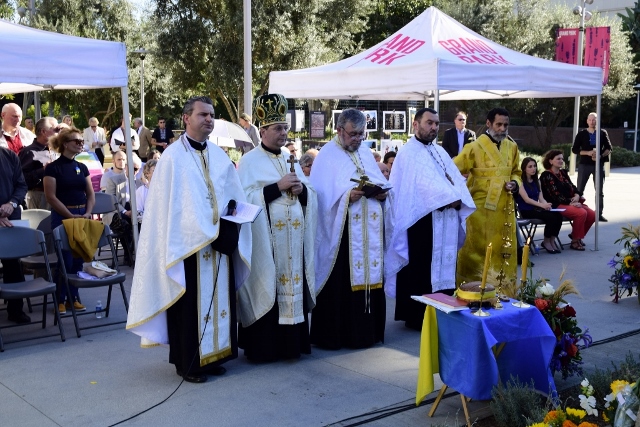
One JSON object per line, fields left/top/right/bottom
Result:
{"left": 454, "top": 107, "right": 521, "bottom": 284}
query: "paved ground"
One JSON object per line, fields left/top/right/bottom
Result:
{"left": 1, "top": 167, "right": 639, "bottom": 427}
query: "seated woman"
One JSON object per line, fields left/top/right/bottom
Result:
{"left": 516, "top": 157, "right": 563, "bottom": 254}
{"left": 135, "top": 159, "right": 157, "bottom": 227}
{"left": 539, "top": 150, "right": 596, "bottom": 251}
{"left": 44, "top": 127, "right": 95, "bottom": 314}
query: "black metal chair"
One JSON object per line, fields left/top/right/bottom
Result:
{"left": 0, "top": 227, "right": 65, "bottom": 352}
{"left": 52, "top": 224, "right": 129, "bottom": 338}
{"left": 92, "top": 192, "right": 134, "bottom": 267}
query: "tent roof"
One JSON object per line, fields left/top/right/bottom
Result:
{"left": 269, "top": 7, "right": 603, "bottom": 101}
{"left": 0, "top": 19, "right": 128, "bottom": 93}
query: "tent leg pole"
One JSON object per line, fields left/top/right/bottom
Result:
{"left": 595, "top": 94, "right": 601, "bottom": 251}
{"left": 120, "top": 86, "right": 139, "bottom": 254}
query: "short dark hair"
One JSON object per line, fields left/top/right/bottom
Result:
{"left": 158, "top": 117, "right": 166, "bottom": 122}
{"left": 487, "top": 108, "right": 510, "bottom": 124}
{"left": 414, "top": 107, "right": 438, "bottom": 123}
{"left": 383, "top": 151, "right": 396, "bottom": 164}
{"left": 183, "top": 96, "right": 214, "bottom": 116}
{"left": 542, "top": 149, "right": 564, "bottom": 170}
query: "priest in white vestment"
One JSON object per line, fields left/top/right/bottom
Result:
{"left": 310, "top": 109, "right": 393, "bottom": 349}
{"left": 385, "top": 108, "right": 475, "bottom": 330}
{"left": 126, "top": 96, "right": 251, "bottom": 383}
{"left": 237, "top": 93, "right": 317, "bottom": 362}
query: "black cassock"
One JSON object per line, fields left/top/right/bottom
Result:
{"left": 238, "top": 143, "right": 312, "bottom": 363}
{"left": 394, "top": 212, "right": 455, "bottom": 331}
{"left": 166, "top": 220, "right": 239, "bottom": 376}
{"left": 310, "top": 225, "right": 386, "bottom": 350}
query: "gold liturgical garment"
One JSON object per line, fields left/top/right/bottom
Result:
{"left": 454, "top": 134, "right": 521, "bottom": 284}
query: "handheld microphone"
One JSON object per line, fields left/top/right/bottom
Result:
{"left": 226, "top": 199, "right": 236, "bottom": 216}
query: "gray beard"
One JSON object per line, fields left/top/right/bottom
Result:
{"left": 488, "top": 128, "right": 508, "bottom": 141}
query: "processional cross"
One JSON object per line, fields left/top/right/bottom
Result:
{"left": 286, "top": 154, "right": 298, "bottom": 199}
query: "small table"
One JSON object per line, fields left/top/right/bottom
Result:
{"left": 416, "top": 301, "right": 556, "bottom": 425}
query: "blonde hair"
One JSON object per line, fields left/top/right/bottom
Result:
{"left": 49, "top": 127, "right": 82, "bottom": 154}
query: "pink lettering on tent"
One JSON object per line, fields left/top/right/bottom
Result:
{"left": 386, "top": 35, "right": 413, "bottom": 51}
{"left": 446, "top": 39, "right": 469, "bottom": 55}
{"left": 473, "top": 39, "right": 498, "bottom": 54}
{"left": 401, "top": 40, "right": 425, "bottom": 54}
{"left": 439, "top": 40, "right": 462, "bottom": 56}
{"left": 365, "top": 48, "right": 390, "bottom": 62}
{"left": 480, "top": 54, "right": 511, "bottom": 65}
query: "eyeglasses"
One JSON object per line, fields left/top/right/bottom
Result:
{"left": 134, "top": 167, "right": 140, "bottom": 172}
{"left": 302, "top": 164, "right": 312, "bottom": 168}
{"left": 159, "top": 121, "right": 165, "bottom": 124}
{"left": 457, "top": 118, "right": 466, "bottom": 122}
{"left": 67, "top": 138, "right": 84, "bottom": 146}
{"left": 271, "top": 125, "right": 290, "bottom": 132}
{"left": 340, "top": 127, "right": 365, "bottom": 139}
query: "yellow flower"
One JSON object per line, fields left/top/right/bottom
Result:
{"left": 611, "top": 379, "right": 630, "bottom": 394}
{"left": 566, "top": 407, "right": 586, "bottom": 421}
{"left": 603, "top": 412, "right": 609, "bottom": 422}
{"left": 528, "top": 423, "right": 547, "bottom": 427}
{"left": 624, "top": 256, "right": 634, "bottom": 268}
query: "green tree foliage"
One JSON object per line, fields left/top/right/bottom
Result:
{"left": 358, "top": 0, "right": 434, "bottom": 48}
{"left": 28, "top": 0, "right": 178, "bottom": 130}
{"left": 619, "top": 1, "right": 640, "bottom": 83}
{"left": 0, "top": 0, "right": 13, "bottom": 19}
{"left": 152, "top": 0, "right": 369, "bottom": 121}
{"left": 435, "top": 0, "right": 634, "bottom": 148}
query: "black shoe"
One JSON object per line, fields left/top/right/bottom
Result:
{"left": 8, "top": 312, "right": 31, "bottom": 324}
{"left": 599, "top": 216, "right": 608, "bottom": 222}
{"left": 204, "top": 366, "right": 227, "bottom": 376}
{"left": 541, "top": 243, "right": 560, "bottom": 255}
{"left": 176, "top": 370, "right": 208, "bottom": 383}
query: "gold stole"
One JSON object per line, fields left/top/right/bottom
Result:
{"left": 475, "top": 136, "right": 512, "bottom": 211}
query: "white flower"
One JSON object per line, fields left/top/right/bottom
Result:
{"left": 539, "top": 283, "right": 555, "bottom": 296}
{"left": 581, "top": 378, "right": 590, "bottom": 388}
{"left": 619, "top": 248, "right": 629, "bottom": 257}
{"left": 579, "top": 394, "right": 599, "bottom": 417}
{"left": 604, "top": 392, "right": 615, "bottom": 408}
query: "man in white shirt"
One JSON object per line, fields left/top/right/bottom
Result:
{"left": 110, "top": 115, "right": 140, "bottom": 154}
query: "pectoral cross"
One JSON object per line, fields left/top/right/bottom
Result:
{"left": 350, "top": 174, "right": 372, "bottom": 191}
{"left": 286, "top": 155, "right": 298, "bottom": 199}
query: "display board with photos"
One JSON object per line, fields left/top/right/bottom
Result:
{"left": 380, "top": 139, "right": 405, "bottom": 154}
{"left": 408, "top": 107, "right": 417, "bottom": 136}
{"left": 310, "top": 111, "right": 325, "bottom": 139}
{"left": 331, "top": 110, "right": 342, "bottom": 132}
{"left": 382, "top": 111, "right": 406, "bottom": 133}
{"left": 364, "top": 110, "right": 378, "bottom": 131}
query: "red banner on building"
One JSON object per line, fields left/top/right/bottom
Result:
{"left": 584, "top": 26, "right": 611, "bottom": 85}
{"left": 555, "top": 28, "right": 579, "bottom": 65}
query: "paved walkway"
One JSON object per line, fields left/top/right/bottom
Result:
{"left": 1, "top": 167, "right": 639, "bottom": 427}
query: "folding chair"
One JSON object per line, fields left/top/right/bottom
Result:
{"left": 93, "top": 192, "right": 134, "bottom": 267}
{"left": 52, "top": 224, "right": 129, "bottom": 338}
{"left": 0, "top": 227, "right": 65, "bottom": 352}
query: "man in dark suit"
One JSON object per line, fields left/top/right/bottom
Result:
{"left": 441, "top": 112, "right": 476, "bottom": 158}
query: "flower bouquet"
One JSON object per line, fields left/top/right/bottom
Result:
{"left": 527, "top": 407, "right": 598, "bottom": 427}
{"left": 601, "top": 379, "right": 639, "bottom": 426}
{"left": 608, "top": 225, "right": 640, "bottom": 303}
{"left": 516, "top": 272, "right": 592, "bottom": 379}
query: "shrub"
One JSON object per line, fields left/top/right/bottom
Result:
{"left": 490, "top": 376, "right": 549, "bottom": 427}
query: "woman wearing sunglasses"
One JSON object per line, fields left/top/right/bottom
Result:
{"left": 44, "top": 127, "right": 95, "bottom": 314}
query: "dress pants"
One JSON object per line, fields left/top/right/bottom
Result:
{"left": 576, "top": 163, "right": 604, "bottom": 216}
{"left": 557, "top": 203, "right": 596, "bottom": 240}
{"left": 51, "top": 208, "right": 85, "bottom": 302}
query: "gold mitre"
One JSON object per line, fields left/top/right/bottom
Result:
{"left": 253, "top": 93, "right": 288, "bottom": 128}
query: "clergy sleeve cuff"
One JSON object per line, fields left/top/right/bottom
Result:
{"left": 298, "top": 184, "right": 308, "bottom": 206}
{"left": 210, "top": 219, "right": 240, "bottom": 256}
{"left": 263, "top": 183, "right": 282, "bottom": 204}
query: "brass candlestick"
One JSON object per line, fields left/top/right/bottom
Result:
{"left": 472, "top": 287, "right": 491, "bottom": 317}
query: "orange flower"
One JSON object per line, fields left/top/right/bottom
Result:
{"left": 535, "top": 298, "right": 549, "bottom": 311}
{"left": 566, "top": 343, "right": 578, "bottom": 357}
{"left": 563, "top": 421, "right": 577, "bottom": 427}
{"left": 577, "top": 422, "right": 598, "bottom": 427}
{"left": 544, "top": 411, "right": 560, "bottom": 422}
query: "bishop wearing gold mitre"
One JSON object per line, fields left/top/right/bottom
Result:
{"left": 236, "top": 93, "right": 318, "bottom": 362}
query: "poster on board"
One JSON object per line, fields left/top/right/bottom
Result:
{"left": 310, "top": 111, "right": 325, "bottom": 139}
{"left": 383, "top": 111, "right": 406, "bottom": 133}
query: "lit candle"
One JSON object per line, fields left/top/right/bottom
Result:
{"left": 521, "top": 238, "right": 530, "bottom": 283}
{"left": 480, "top": 243, "right": 492, "bottom": 290}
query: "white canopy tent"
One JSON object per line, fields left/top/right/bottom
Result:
{"left": 269, "top": 6, "right": 603, "bottom": 101}
{"left": 270, "top": 6, "right": 606, "bottom": 248}
{"left": 0, "top": 19, "right": 141, "bottom": 249}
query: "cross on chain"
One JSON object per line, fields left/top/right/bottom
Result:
{"left": 350, "top": 174, "right": 371, "bottom": 191}
{"left": 287, "top": 155, "right": 298, "bottom": 172}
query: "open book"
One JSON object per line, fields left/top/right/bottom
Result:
{"left": 362, "top": 185, "right": 391, "bottom": 199}
{"left": 221, "top": 201, "right": 262, "bottom": 224}
{"left": 411, "top": 293, "right": 469, "bottom": 314}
